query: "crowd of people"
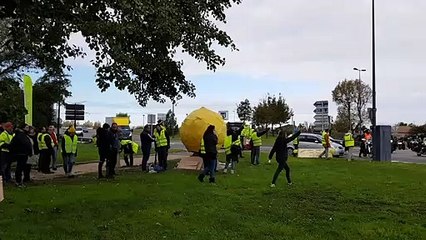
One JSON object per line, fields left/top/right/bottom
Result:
{"left": 1, "top": 118, "right": 359, "bottom": 189}
{"left": 197, "top": 123, "right": 302, "bottom": 187}
{"left": 0, "top": 122, "right": 78, "bottom": 187}
{"left": 0, "top": 119, "right": 171, "bottom": 187}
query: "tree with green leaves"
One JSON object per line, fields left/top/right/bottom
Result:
{"left": 236, "top": 99, "right": 252, "bottom": 122}
{"left": 332, "top": 79, "right": 371, "bottom": 133}
{"left": 164, "top": 109, "right": 178, "bottom": 137}
{"left": 33, "top": 74, "right": 71, "bottom": 128}
{"left": 253, "top": 94, "right": 293, "bottom": 132}
{"left": 1, "top": 0, "right": 241, "bottom": 106}
{"left": 0, "top": 77, "right": 27, "bottom": 124}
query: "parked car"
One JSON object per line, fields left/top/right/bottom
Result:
{"left": 75, "top": 127, "right": 84, "bottom": 137}
{"left": 287, "top": 133, "right": 345, "bottom": 157}
{"left": 119, "top": 126, "right": 133, "bottom": 140}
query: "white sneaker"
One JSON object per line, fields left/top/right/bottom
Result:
{"left": 288, "top": 182, "right": 293, "bottom": 186}
{"left": 270, "top": 184, "right": 276, "bottom": 188}
{"left": 268, "top": 160, "right": 271, "bottom": 164}
{"left": 230, "top": 170, "right": 235, "bottom": 174}
{"left": 223, "top": 169, "right": 228, "bottom": 174}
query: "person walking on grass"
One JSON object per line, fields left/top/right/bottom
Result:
{"left": 250, "top": 127, "right": 269, "bottom": 165}
{"left": 269, "top": 129, "right": 301, "bottom": 188}
{"left": 198, "top": 125, "right": 218, "bottom": 183}
{"left": 61, "top": 126, "right": 78, "bottom": 177}
{"left": 344, "top": 130, "right": 355, "bottom": 161}
{"left": 223, "top": 128, "right": 241, "bottom": 174}
{"left": 319, "top": 129, "right": 331, "bottom": 159}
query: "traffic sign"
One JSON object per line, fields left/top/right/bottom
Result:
{"left": 65, "top": 103, "right": 85, "bottom": 123}
{"left": 147, "top": 114, "right": 156, "bottom": 124}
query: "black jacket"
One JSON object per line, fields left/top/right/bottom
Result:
{"left": 204, "top": 132, "right": 218, "bottom": 155}
{"left": 40, "top": 133, "right": 54, "bottom": 151}
{"left": 140, "top": 131, "right": 154, "bottom": 150}
{"left": 269, "top": 131, "right": 301, "bottom": 162}
{"left": 9, "top": 130, "right": 32, "bottom": 156}
{"left": 30, "top": 134, "right": 39, "bottom": 155}
{"left": 96, "top": 128, "right": 110, "bottom": 151}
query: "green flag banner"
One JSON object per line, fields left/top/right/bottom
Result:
{"left": 23, "top": 75, "right": 33, "bottom": 125}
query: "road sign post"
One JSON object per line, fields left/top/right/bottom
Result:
{"left": 65, "top": 104, "right": 85, "bottom": 126}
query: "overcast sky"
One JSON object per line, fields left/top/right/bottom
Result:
{"left": 62, "top": 0, "right": 426, "bottom": 126}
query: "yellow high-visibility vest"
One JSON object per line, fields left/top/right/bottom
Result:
{"left": 64, "top": 134, "right": 78, "bottom": 154}
{"left": 154, "top": 129, "right": 168, "bottom": 147}
{"left": 251, "top": 132, "right": 262, "bottom": 147}
{"left": 0, "top": 131, "right": 13, "bottom": 152}
{"left": 344, "top": 133, "right": 355, "bottom": 147}
{"left": 38, "top": 133, "right": 51, "bottom": 150}
{"left": 200, "top": 139, "right": 206, "bottom": 154}
{"left": 224, "top": 135, "right": 232, "bottom": 155}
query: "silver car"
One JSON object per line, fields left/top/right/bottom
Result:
{"left": 287, "top": 133, "right": 345, "bottom": 157}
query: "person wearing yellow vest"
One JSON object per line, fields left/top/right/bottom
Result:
{"left": 154, "top": 121, "right": 170, "bottom": 171}
{"left": 319, "top": 129, "right": 331, "bottom": 159}
{"left": 38, "top": 127, "right": 54, "bottom": 174}
{"left": 0, "top": 122, "right": 14, "bottom": 182}
{"left": 344, "top": 130, "right": 355, "bottom": 161}
{"left": 250, "top": 127, "right": 269, "bottom": 165}
{"left": 120, "top": 139, "right": 139, "bottom": 167}
{"left": 223, "top": 129, "right": 242, "bottom": 174}
{"left": 61, "top": 126, "right": 78, "bottom": 177}
{"left": 241, "top": 124, "right": 253, "bottom": 150}
{"left": 223, "top": 130, "right": 233, "bottom": 173}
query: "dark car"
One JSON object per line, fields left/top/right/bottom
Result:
{"left": 119, "top": 126, "right": 133, "bottom": 140}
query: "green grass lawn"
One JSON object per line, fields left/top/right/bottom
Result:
{"left": 1, "top": 153, "right": 425, "bottom": 240}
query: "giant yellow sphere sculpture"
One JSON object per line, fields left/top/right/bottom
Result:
{"left": 180, "top": 107, "right": 226, "bottom": 152}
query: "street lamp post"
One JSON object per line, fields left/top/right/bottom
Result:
{"left": 371, "top": 0, "right": 378, "bottom": 160}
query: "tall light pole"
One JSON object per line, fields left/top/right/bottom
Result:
{"left": 353, "top": 67, "right": 366, "bottom": 82}
{"left": 372, "top": 0, "right": 377, "bottom": 128}
{"left": 371, "top": 0, "right": 377, "bottom": 160}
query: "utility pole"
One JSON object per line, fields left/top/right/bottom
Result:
{"left": 56, "top": 102, "right": 61, "bottom": 136}
{"left": 371, "top": 0, "right": 378, "bottom": 160}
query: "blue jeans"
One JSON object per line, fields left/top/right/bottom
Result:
{"left": 224, "top": 154, "right": 237, "bottom": 170}
{"left": 0, "top": 151, "right": 12, "bottom": 182}
{"left": 63, "top": 154, "right": 76, "bottom": 174}
{"left": 51, "top": 146, "right": 58, "bottom": 169}
{"left": 251, "top": 146, "right": 260, "bottom": 165}
{"left": 202, "top": 158, "right": 217, "bottom": 179}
